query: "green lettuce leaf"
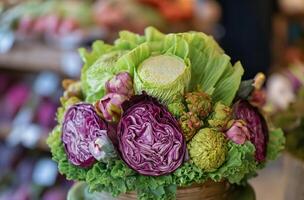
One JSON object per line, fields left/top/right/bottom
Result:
{"left": 266, "top": 128, "right": 285, "bottom": 161}
{"left": 81, "top": 47, "right": 129, "bottom": 102}
{"left": 80, "top": 28, "right": 244, "bottom": 105}
{"left": 179, "top": 32, "right": 244, "bottom": 105}
{"left": 86, "top": 160, "right": 136, "bottom": 196}
{"left": 209, "top": 141, "right": 257, "bottom": 184}
{"left": 79, "top": 41, "right": 114, "bottom": 101}
{"left": 118, "top": 36, "right": 191, "bottom": 104}
{"left": 172, "top": 162, "right": 207, "bottom": 186}
{"left": 212, "top": 62, "right": 244, "bottom": 105}
{"left": 85, "top": 157, "right": 176, "bottom": 200}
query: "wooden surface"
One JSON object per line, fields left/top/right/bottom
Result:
{"left": 118, "top": 181, "right": 230, "bottom": 200}
{"left": 0, "top": 42, "right": 63, "bottom": 74}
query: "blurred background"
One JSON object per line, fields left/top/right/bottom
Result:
{"left": 1, "top": 0, "right": 304, "bottom": 200}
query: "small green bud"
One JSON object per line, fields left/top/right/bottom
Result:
{"left": 168, "top": 101, "right": 186, "bottom": 117}
{"left": 179, "top": 112, "right": 203, "bottom": 141}
{"left": 185, "top": 92, "right": 212, "bottom": 119}
{"left": 208, "top": 102, "right": 232, "bottom": 131}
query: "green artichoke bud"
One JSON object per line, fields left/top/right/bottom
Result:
{"left": 208, "top": 102, "right": 232, "bottom": 131}
{"left": 188, "top": 128, "right": 228, "bottom": 172}
{"left": 185, "top": 92, "right": 212, "bottom": 119}
{"left": 62, "top": 80, "right": 82, "bottom": 100}
{"left": 179, "top": 112, "right": 203, "bottom": 141}
{"left": 168, "top": 101, "right": 186, "bottom": 117}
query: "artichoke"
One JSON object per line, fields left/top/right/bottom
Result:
{"left": 179, "top": 112, "right": 203, "bottom": 141}
{"left": 188, "top": 128, "right": 228, "bottom": 172}
{"left": 95, "top": 93, "right": 128, "bottom": 123}
{"left": 185, "top": 92, "right": 212, "bottom": 119}
{"left": 167, "top": 101, "right": 186, "bottom": 117}
{"left": 105, "top": 72, "right": 134, "bottom": 97}
{"left": 208, "top": 102, "right": 232, "bottom": 130}
{"left": 225, "top": 120, "right": 250, "bottom": 145}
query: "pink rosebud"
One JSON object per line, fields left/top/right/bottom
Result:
{"left": 225, "top": 120, "right": 250, "bottom": 145}
{"left": 105, "top": 72, "right": 134, "bottom": 97}
{"left": 96, "top": 93, "right": 128, "bottom": 123}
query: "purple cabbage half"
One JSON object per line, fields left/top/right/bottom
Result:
{"left": 233, "top": 100, "right": 269, "bottom": 162}
{"left": 117, "top": 93, "right": 186, "bottom": 176}
{"left": 61, "top": 103, "right": 109, "bottom": 167}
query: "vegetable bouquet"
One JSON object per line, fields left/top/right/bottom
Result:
{"left": 48, "top": 27, "right": 285, "bottom": 200}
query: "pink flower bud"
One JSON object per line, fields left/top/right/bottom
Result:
{"left": 225, "top": 120, "right": 250, "bottom": 145}
{"left": 105, "top": 72, "right": 134, "bottom": 97}
{"left": 96, "top": 93, "right": 128, "bottom": 123}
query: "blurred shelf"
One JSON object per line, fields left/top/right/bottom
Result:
{"left": 0, "top": 42, "right": 63, "bottom": 74}
{"left": 0, "top": 124, "right": 50, "bottom": 152}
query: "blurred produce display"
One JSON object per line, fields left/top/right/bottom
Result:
{"left": 267, "top": 46, "right": 304, "bottom": 160}
{"left": 0, "top": 0, "right": 221, "bottom": 78}
{"left": 0, "top": 71, "right": 61, "bottom": 150}
{"left": 93, "top": 0, "right": 165, "bottom": 34}
{"left": 0, "top": 72, "right": 74, "bottom": 200}
{"left": 1, "top": 0, "right": 100, "bottom": 49}
{"left": 0, "top": 141, "right": 72, "bottom": 200}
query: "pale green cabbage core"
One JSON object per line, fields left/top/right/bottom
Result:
{"left": 138, "top": 55, "right": 186, "bottom": 86}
